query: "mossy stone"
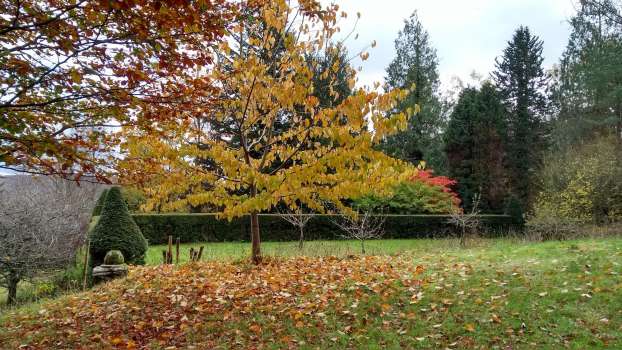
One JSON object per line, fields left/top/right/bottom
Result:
{"left": 103, "top": 250, "right": 125, "bottom": 265}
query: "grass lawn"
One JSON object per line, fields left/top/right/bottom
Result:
{"left": 145, "top": 239, "right": 466, "bottom": 265}
{"left": 1, "top": 237, "right": 621, "bottom": 349}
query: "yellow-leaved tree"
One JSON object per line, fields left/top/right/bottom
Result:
{"left": 121, "top": 0, "right": 417, "bottom": 263}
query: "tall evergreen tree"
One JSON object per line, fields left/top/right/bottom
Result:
{"left": 444, "top": 88, "right": 479, "bottom": 210}
{"left": 444, "top": 83, "right": 509, "bottom": 212}
{"left": 550, "top": 0, "right": 622, "bottom": 148}
{"left": 382, "top": 12, "right": 446, "bottom": 172}
{"left": 492, "top": 26, "right": 548, "bottom": 209}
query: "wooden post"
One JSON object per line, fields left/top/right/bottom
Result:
{"left": 197, "top": 246, "right": 204, "bottom": 261}
{"left": 82, "top": 240, "right": 90, "bottom": 290}
{"left": 190, "top": 247, "right": 195, "bottom": 262}
{"left": 167, "top": 235, "right": 173, "bottom": 264}
{"left": 162, "top": 250, "right": 167, "bottom": 264}
{"left": 175, "top": 237, "right": 180, "bottom": 264}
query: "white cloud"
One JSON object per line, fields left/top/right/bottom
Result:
{"left": 322, "top": 0, "right": 577, "bottom": 90}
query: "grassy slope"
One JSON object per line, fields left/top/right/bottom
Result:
{"left": 1, "top": 238, "right": 621, "bottom": 349}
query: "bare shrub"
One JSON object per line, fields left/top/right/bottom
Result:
{"left": 0, "top": 176, "right": 99, "bottom": 304}
{"left": 522, "top": 210, "right": 622, "bottom": 242}
{"left": 448, "top": 194, "right": 482, "bottom": 247}
{"left": 277, "top": 209, "right": 312, "bottom": 250}
{"left": 525, "top": 215, "right": 583, "bottom": 241}
{"left": 332, "top": 211, "right": 385, "bottom": 254}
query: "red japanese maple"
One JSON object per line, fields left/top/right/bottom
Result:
{"left": 410, "top": 170, "right": 461, "bottom": 208}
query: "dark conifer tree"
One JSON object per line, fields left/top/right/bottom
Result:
{"left": 444, "top": 83, "right": 509, "bottom": 212}
{"left": 382, "top": 11, "right": 446, "bottom": 171}
{"left": 492, "top": 26, "right": 548, "bottom": 209}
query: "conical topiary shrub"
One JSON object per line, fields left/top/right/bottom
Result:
{"left": 89, "top": 187, "right": 148, "bottom": 266}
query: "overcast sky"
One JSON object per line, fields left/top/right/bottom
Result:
{"left": 324, "top": 0, "right": 578, "bottom": 90}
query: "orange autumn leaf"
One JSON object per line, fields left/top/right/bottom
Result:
{"left": 1, "top": 0, "right": 235, "bottom": 180}
{"left": 0, "top": 256, "right": 424, "bottom": 349}
{"left": 249, "top": 324, "right": 262, "bottom": 334}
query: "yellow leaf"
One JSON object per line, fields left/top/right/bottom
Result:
{"left": 70, "top": 69, "right": 82, "bottom": 84}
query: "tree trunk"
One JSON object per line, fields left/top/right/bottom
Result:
{"left": 298, "top": 226, "right": 304, "bottom": 250}
{"left": 248, "top": 181, "right": 262, "bottom": 264}
{"left": 250, "top": 211, "right": 261, "bottom": 264}
{"left": 7, "top": 271, "right": 19, "bottom": 305}
{"left": 360, "top": 239, "right": 365, "bottom": 254}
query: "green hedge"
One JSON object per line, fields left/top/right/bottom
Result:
{"left": 131, "top": 213, "right": 518, "bottom": 245}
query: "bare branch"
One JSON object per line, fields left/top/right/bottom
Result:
{"left": 0, "top": 175, "right": 100, "bottom": 304}
{"left": 448, "top": 194, "right": 482, "bottom": 247}
{"left": 331, "top": 210, "right": 385, "bottom": 254}
{"left": 277, "top": 207, "right": 313, "bottom": 250}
